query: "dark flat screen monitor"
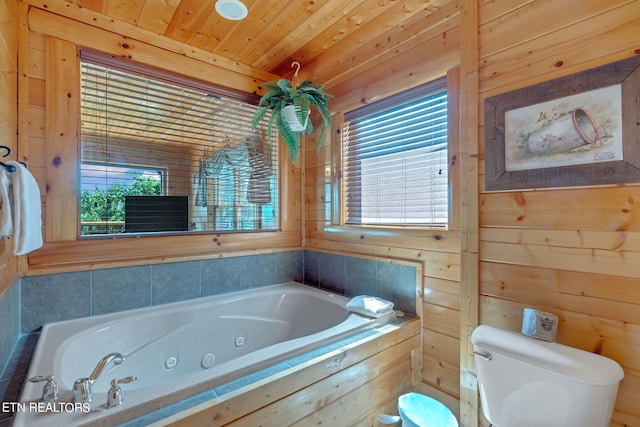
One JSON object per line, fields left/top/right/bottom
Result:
{"left": 124, "top": 196, "right": 188, "bottom": 233}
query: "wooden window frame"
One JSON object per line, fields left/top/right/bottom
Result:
{"left": 30, "top": 36, "right": 300, "bottom": 273}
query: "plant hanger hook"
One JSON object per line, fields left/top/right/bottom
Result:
{"left": 291, "top": 61, "right": 301, "bottom": 88}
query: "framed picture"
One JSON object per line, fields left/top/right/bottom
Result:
{"left": 484, "top": 55, "right": 640, "bottom": 191}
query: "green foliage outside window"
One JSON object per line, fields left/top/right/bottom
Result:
{"left": 80, "top": 174, "right": 161, "bottom": 223}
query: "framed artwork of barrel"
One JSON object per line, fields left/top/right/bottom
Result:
{"left": 484, "top": 55, "right": 640, "bottom": 191}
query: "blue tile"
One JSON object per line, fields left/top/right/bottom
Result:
{"left": 275, "top": 251, "right": 303, "bottom": 283}
{"left": 21, "top": 272, "right": 91, "bottom": 332}
{"left": 303, "top": 250, "right": 320, "bottom": 286}
{"left": 0, "top": 290, "right": 14, "bottom": 377}
{"left": 201, "top": 257, "right": 242, "bottom": 296}
{"left": 344, "top": 257, "right": 377, "bottom": 297}
{"left": 152, "top": 261, "right": 201, "bottom": 305}
{"left": 317, "top": 252, "right": 345, "bottom": 295}
{"left": 92, "top": 266, "right": 151, "bottom": 315}
{"left": 241, "top": 254, "right": 276, "bottom": 288}
{"left": 10, "top": 282, "right": 20, "bottom": 350}
{"left": 377, "top": 262, "right": 416, "bottom": 315}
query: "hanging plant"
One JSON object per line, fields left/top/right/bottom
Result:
{"left": 251, "top": 62, "right": 333, "bottom": 163}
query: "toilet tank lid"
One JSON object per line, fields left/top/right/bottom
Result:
{"left": 471, "top": 325, "right": 624, "bottom": 386}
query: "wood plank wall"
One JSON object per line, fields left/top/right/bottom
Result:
{"left": 309, "top": 1, "right": 640, "bottom": 426}
{"left": 305, "top": 8, "right": 465, "bottom": 419}
{"left": 0, "top": 0, "right": 19, "bottom": 295}
{"left": 476, "top": 1, "right": 640, "bottom": 426}
{"left": 3, "top": 0, "right": 640, "bottom": 425}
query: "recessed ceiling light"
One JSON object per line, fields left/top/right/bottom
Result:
{"left": 215, "top": 0, "right": 248, "bottom": 21}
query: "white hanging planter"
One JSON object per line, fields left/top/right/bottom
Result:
{"left": 281, "top": 105, "right": 310, "bottom": 132}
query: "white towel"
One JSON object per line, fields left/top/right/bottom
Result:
{"left": 6, "top": 161, "right": 43, "bottom": 256}
{"left": 346, "top": 295, "right": 395, "bottom": 318}
{"left": 0, "top": 170, "right": 13, "bottom": 236}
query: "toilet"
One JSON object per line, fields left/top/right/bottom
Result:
{"left": 377, "top": 392, "right": 458, "bottom": 426}
{"left": 472, "top": 324, "right": 624, "bottom": 427}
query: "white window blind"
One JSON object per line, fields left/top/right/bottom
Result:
{"left": 342, "top": 78, "right": 448, "bottom": 226}
{"left": 79, "top": 52, "right": 279, "bottom": 236}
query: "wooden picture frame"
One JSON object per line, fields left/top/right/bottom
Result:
{"left": 484, "top": 55, "right": 640, "bottom": 191}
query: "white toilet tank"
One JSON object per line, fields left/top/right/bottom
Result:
{"left": 471, "top": 325, "right": 624, "bottom": 427}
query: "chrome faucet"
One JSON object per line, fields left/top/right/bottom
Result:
{"left": 72, "top": 352, "right": 125, "bottom": 404}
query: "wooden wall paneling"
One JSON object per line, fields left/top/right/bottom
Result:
{"left": 479, "top": 1, "right": 640, "bottom": 95}
{"left": 422, "top": 353, "right": 461, "bottom": 398}
{"left": 480, "top": 239, "right": 640, "bottom": 278}
{"left": 424, "top": 302, "right": 460, "bottom": 338}
{"left": 458, "top": 0, "right": 480, "bottom": 424}
{"left": 480, "top": 186, "right": 640, "bottom": 230}
{"left": 314, "top": 226, "right": 460, "bottom": 254}
{"left": 0, "top": 0, "right": 19, "bottom": 293}
{"left": 328, "top": 33, "right": 460, "bottom": 114}
{"left": 304, "top": 236, "right": 457, "bottom": 270}
{"left": 44, "top": 36, "right": 78, "bottom": 242}
{"left": 481, "top": 227, "right": 640, "bottom": 252}
{"left": 423, "top": 251, "right": 461, "bottom": 283}
{"left": 479, "top": 0, "right": 633, "bottom": 59}
{"left": 613, "top": 369, "right": 640, "bottom": 425}
{"left": 480, "top": 262, "right": 640, "bottom": 323}
{"left": 281, "top": 159, "right": 302, "bottom": 233}
{"left": 26, "top": 231, "right": 301, "bottom": 275}
{"left": 424, "top": 277, "right": 461, "bottom": 310}
{"left": 15, "top": 0, "right": 32, "bottom": 275}
{"left": 423, "top": 329, "right": 460, "bottom": 370}
{"left": 448, "top": 67, "right": 462, "bottom": 231}
{"left": 422, "top": 326, "right": 461, "bottom": 398}
{"left": 478, "top": 294, "right": 530, "bottom": 332}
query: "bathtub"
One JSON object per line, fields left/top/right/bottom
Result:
{"left": 13, "top": 282, "right": 395, "bottom": 427}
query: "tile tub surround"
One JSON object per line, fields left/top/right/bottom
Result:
{"left": 19, "top": 250, "right": 416, "bottom": 334}
{"left": 303, "top": 250, "right": 417, "bottom": 315}
{"left": 0, "top": 281, "right": 21, "bottom": 427}
{"left": 20, "top": 251, "right": 304, "bottom": 334}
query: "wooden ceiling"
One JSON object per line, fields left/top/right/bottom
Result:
{"left": 66, "top": 0, "right": 459, "bottom": 90}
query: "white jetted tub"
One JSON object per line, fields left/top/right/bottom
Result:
{"left": 13, "top": 282, "right": 394, "bottom": 427}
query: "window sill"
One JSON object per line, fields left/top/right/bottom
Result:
{"left": 321, "top": 225, "right": 459, "bottom": 252}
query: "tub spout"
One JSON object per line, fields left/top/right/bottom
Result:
{"left": 88, "top": 352, "right": 125, "bottom": 382}
{"left": 72, "top": 352, "right": 125, "bottom": 404}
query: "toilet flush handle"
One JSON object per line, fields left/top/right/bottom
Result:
{"left": 473, "top": 350, "right": 492, "bottom": 361}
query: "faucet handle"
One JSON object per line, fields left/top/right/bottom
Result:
{"left": 29, "top": 375, "right": 59, "bottom": 403}
{"left": 106, "top": 376, "right": 137, "bottom": 408}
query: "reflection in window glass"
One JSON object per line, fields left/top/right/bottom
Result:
{"left": 79, "top": 54, "right": 279, "bottom": 237}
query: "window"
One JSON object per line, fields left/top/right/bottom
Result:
{"left": 79, "top": 52, "right": 279, "bottom": 237}
{"left": 80, "top": 164, "right": 162, "bottom": 235}
{"left": 342, "top": 78, "right": 448, "bottom": 226}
